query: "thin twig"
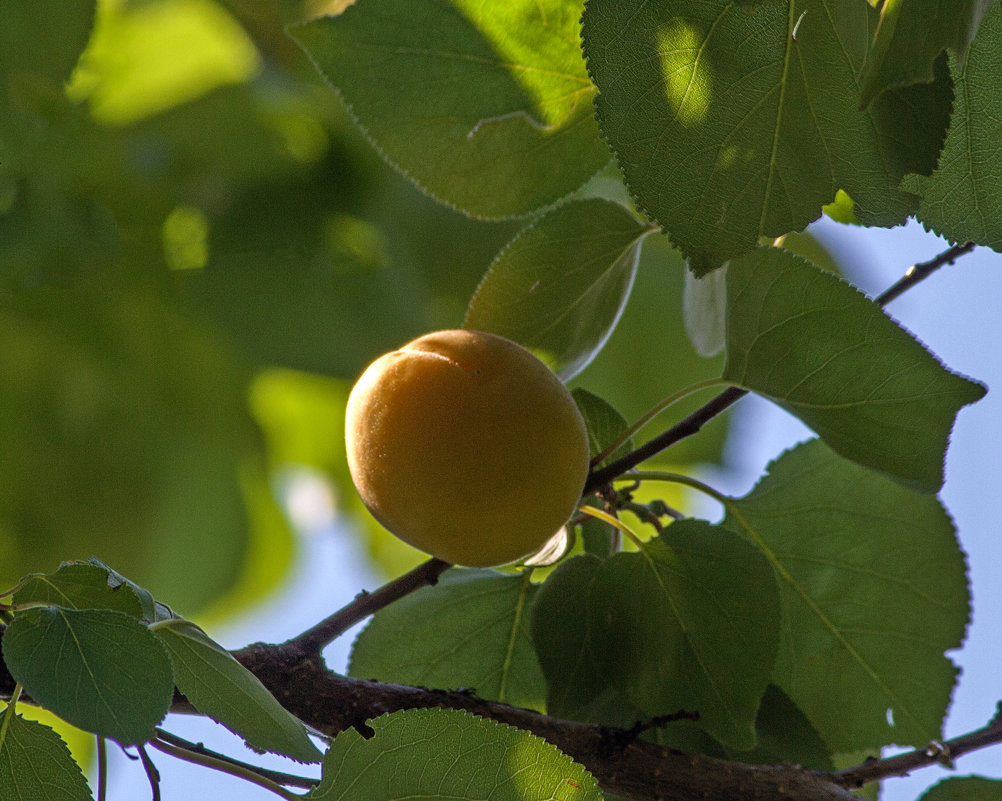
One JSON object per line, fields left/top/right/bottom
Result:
{"left": 153, "top": 728, "right": 317, "bottom": 790}
{"left": 584, "top": 241, "right": 978, "bottom": 494}
{"left": 875, "top": 241, "right": 975, "bottom": 306}
{"left": 97, "top": 737, "right": 108, "bottom": 801}
{"left": 285, "top": 557, "right": 451, "bottom": 653}
{"left": 835, "top": 706, "right": 1002, "bottom": 787}
{"left": 137, "top": 744, "right": 161, "bottom": 801}
{"left": 148, "top": 737, "right": 301, "bottom": 801}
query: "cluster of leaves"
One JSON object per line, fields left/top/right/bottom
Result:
{"left": 3, "top": 0, "right": 1002, "bottom": 799}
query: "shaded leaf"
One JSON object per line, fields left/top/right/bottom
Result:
{"left": 0, "top": 711, "right": 93, "bottom": 801}
{"left": 308, "top": 708, "right": 601, "bottom": 801}
{"left": 291, "top": 0, "right": 610, "bottom": 219}
{"left": 902, "top": 2, "right": 1002, "bottom": 251}
{"left": 722, "top": 248, "right": 985, "bottom": 492}
{"left": 571, "top": 388, "right": 633, "bottom": 467}
{"left": 582, "top": 0, "right": 950, "bottom": 272}
{"left": 2, "top": 608, "right": 172, "bottom": 745}
{"left": 86, "top": 558, "right": 176, "bottom": 623}
{"left": 349, "top": 569, "right": 545, "bottom": 711}
{"left": 12, "top": 562, "right": 142, "bottom": 618}
{"left": 729, "top": 685, "right": 833, "bottom": 770}
{"left": 723, "top": 439, "right": 969, "bottom": 750}
{"left": 858, "top": 0, "right": 992, "bottom": 107}
{"left": 465, "top": 199, "right": 650, "bottom": 379}
{"left": 532, "top": 521, "right": 781, "bottom": 749}
{"left": 151, "top": 618, "right": 321, "bottom": 763}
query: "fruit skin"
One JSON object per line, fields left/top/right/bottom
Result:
{"left": 345, "top": 329, "right": 589, "bottom": 567}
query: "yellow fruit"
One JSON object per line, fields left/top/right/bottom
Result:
{"left": 345, "top": 330, "right": 590, "bottom": 567}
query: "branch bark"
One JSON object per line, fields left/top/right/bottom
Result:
{"left": 232, "top": 641, "right": 858, "bottom": 801}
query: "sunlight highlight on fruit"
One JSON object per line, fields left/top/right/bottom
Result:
{"left": 345, "top": 330, "right": 589, "bottom": 567}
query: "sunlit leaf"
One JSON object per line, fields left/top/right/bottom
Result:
{"left": 151, "top": 618, "right": 322, "bottom": 762}
{"left": 68, "top": 0, "right": 261, "bottom": 124}
{"left": 291, "top": 0, "right": 610, "bottom": 218}
{"left": 307, "top": 708, "right": 601, "bottom": 801}
{"left": 532, "top": 521, "right": 780, "bottom": 749}
{"left": 723, "top": 439, "right": 969, "bottom": 750}
{"left": 582, "top": 0, "right": 951, "bottom": 272}
{"left": 902, "top": 2, "right": 1002, "bottom": 251}
{"left": 0, "top": 711, "right": 93, "bottom": 801}
{"left": 2, "top": 608, "right": 173, "bottom": 745}
{"left": 466, "top": 199, "right": 650, "bottom": 379}
{"left": 722, "top": 248, "right": 985, "bottom": 492}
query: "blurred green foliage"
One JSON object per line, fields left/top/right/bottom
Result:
{"left": 0, "top": 0, "right": 732, "bottom": 615}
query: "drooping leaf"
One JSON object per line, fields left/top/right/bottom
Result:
{"left": 902, "top": 2, "right": 1002, "bottom": 251}
{"left": 722, "top": 247, "right": 985, "bottom": 492}
{"left": 151, "top": 618, "right": 321, "bottom": 763}
{"left": 291, "top": 0, "right": 610, "bottom": 219}
{"left": 532, "top": 521, "right": 781, "bottom": 749}
{"left": 582, "top": 0, "right": 952, "bottom": 273}
{"left": 919, "top": 777, "right": 1002, "bottom": 801}
{"left": 723, "top": 438, "right": 970, "bottom": 750}
{"left": 464, "top": 199, "right": 651, "bottom": 380}
{"left": 0, "top": 710, "right": 94, "bottom": 801}
{"left": 349, "top": 569, "right": 545, "bottom": 711}
{"left": 571, "top": 388, "right": 633, "bottom": 467}
{"left": 2, "top": 608, "right": 173, "bottom": 745}
{"left": 307, "top": 707, "right": 601, "bottom": 801}
{"left": 683, "top": 264, "right": 728, "bottom": 357}
{"left": 12, "top": 562, "right": 142, "bottom": 618}
{"left": 858, "top": 0, "right": 993, "bottom": 107}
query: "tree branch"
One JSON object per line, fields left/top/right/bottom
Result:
{"left": 284, "top": 557, "right": 451, "bottom": 654}
{"left": 232, "top": 643, "right": 858, "bottom": 801}
{"left": 835, "top": 703, "right": 1002, "bottom": 787}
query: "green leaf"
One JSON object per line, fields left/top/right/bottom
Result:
{"left": 902, "top": 2, "right": 1002, "bottom": 251}
{"left": 858, "top": 0, "right": 993, "bottom": 107}
{"left": 730, "top": 685, "right": 833, "bottom": 770}
{"left": 532, "top": 521, "right": 781, "bottom": 749}
{"left": 723, "top": 438, "right": 970, "bottom": 750}
{"left": 582, "top": 0, "right": 950, "bottom": 273}
{"left": 12, "top": 562, "right": 142, "bottom": 618}
{"left": 465, "top": 199, "right": 650, "bottom": 379}
{"left": 722, "top": 247, "right": 986, "bottom": 492}
{"left": 290, "top": 0, "right": 610, "bottom": 219}
{"left": 571, "top": 388, "right": 633, "bottom": 467}
{"left": 349, "top": 569, "right": 545, "bottom": 711}
{"left": 920, "top": 777, "right": 1002, "bottom": 801}
{"left": 151, "top": 618, "right": 321, "bottom": 763}
{"left": 2, "top": 608, "right": 172, "bottom": 745}
{"left": 307, "top": 707, "right": 601, "bottom": 801}
{"left": 0, "top": 710, "right": 94, "bottom": 801}
{"left": 86, "top": 558, "right": 177, "bottom": 623}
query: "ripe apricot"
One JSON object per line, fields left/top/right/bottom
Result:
{"left": 345, "top": 330, "right": 589, "bottom": 567}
